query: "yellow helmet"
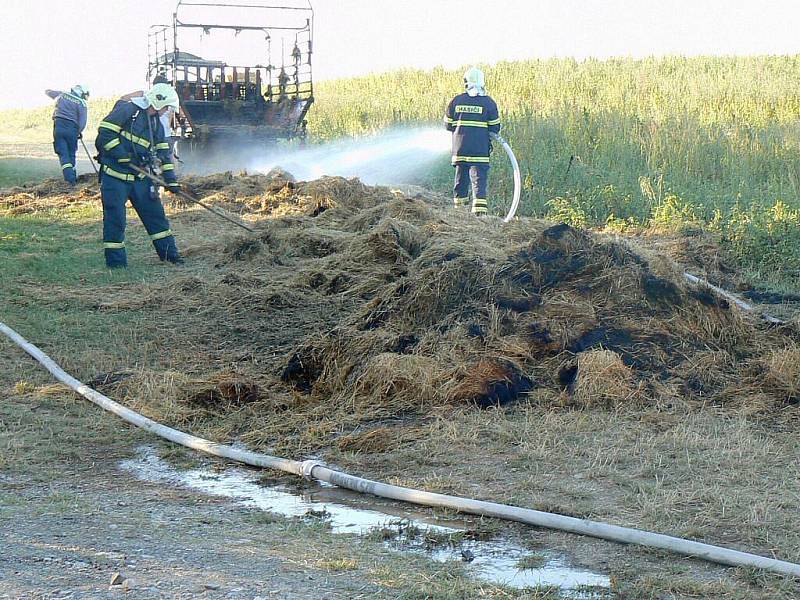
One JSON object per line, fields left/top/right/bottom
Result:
{"left": 145, "top": 83, "right": 179, "bottom": 111}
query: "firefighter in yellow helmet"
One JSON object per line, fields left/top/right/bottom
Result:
{"left": 94, "top": 84, "right": 183, "bottom": 268}
{"left": 444, "top": 67, "right": 501, "bottom": 216}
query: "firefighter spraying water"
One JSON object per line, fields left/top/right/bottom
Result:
{"left": 445, "top": 67, "right": 501, "bottom": 217}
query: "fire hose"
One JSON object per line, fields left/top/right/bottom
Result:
{"left": 490, "top": 132, "right": 521, "bottom": 222}
{"left": 2, "top": 321, "right": 799, "bottom": 579}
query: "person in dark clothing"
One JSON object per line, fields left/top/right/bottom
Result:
{"left": 45, "top": 85, "right": 89, "bottom": 184}
{"left": 94, "top": 83, "right": 183, "bottom": 269}
{"left": 444, "top": 67, "right": 501, "bottom": 216}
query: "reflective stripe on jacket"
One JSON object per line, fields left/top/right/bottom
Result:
{"left": 94, "top": 101, "right": 177, "bottom": 183}
{"left": 444, "top": 93, "right": 501, "bottom": 165}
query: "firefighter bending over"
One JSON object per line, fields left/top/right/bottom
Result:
{"left": 444, "top": 67, "right": 501, "bottom": 216}
{"left": 95, "top": 83, "right": 184, "bottom": 269}
{"left": 45, "top": 85, "right": 90, "bottom": 185}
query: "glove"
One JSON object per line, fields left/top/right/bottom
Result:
{"left": 166, "top": 182, "right": 181, "bottom": 194}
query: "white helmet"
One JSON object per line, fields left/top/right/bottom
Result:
{"left": 71, "top": 84, "right": 90, "bottom": 99}
{"left": 145, "top": 83, "right": 180, "bottom": 111}
{"left": 463, "top": 67, "right": 485, "bottom": 95}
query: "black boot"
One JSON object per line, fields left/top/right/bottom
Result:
{"left": 153, "top": 236, "right": 184, "bottom": 265}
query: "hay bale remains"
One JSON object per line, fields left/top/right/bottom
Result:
{"left": 571, "top": 349, "right": 639, "bottom": 408}
{"left": 351, "top": 353, "right": 444, "bottom": 416}
{"left": 445, "top": 359, "right": 533, "bottom": 408}
{"left": 184, "top": 372, "right": 261, "bottom": 408}
{"left": 20, "top": 173, "right": 798, "bottom": 448}
{"left": 763, "top": 348, "right": 800, "bottom": 403}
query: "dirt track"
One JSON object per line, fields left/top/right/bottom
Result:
{"left": 0, "top": 387, "right": 396, "bottom": 599}
{"left": 2, "top": 466, "right": 378, "bottom": 599}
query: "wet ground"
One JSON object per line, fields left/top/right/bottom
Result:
{"left": 121, "top": 446, "right": 611, "bottom": 596}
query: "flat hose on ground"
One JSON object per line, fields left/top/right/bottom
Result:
{"left": 683, "top": 272, "right": 785, "bottom": 325}
{"left": 2, "top": 320, "right": 799, "bottom": 579}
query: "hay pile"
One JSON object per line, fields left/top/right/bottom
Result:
{"left": 263, "top": 213, "right": 796, "bottom": 415}
{"left": 9, "top": 172, "right": 799, "bottom": 451}
{"left": 147, "top": 174, "right": 799, "bottom": 436}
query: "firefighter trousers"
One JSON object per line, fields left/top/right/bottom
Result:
{"left": 453, "top": 164, "right": 489, "bottom": 215}
{"left": 100, "top": 174, "right": 181, "bottom": 268}
{"left": 53, "top": 118, "right": 78, "bottom": 184}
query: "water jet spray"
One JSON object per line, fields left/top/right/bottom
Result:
{"left": 249, "top": 127, "right": 522, "bottom": 220}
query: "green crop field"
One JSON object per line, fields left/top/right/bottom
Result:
{"left": 310, "top": 56, "right": 800, "bottom": 283}
{"left": 5, "top": 55, "right": 800, "bottom": 284}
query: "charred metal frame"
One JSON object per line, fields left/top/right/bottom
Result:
{"left": 147, "top": 1, "right": 314, "bottom": 145}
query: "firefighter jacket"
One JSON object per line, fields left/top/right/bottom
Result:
{"left": 46, "top": 90, "right": 88, "bottom": 132}
{"left": 95, "top": 101, "right": 177, "bottom": 184}
{"left": 444, "top": 93, "right": 501, "bottom": 165}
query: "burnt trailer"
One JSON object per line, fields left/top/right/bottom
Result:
{"left": 148, "top": 1, "right": 314, "bottom": 154}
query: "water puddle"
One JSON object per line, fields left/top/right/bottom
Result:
{"left": 396, "top": 537, "right": 610, "bottom": 592}
{"left": 121, "top": 447, "right": 610, "bottom": 595}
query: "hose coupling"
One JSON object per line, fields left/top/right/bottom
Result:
{"left": 301, "top": 459, "right": 324, "bottom": 479}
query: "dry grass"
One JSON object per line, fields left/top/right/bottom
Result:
{"left": 764, "top": 348, "right": 800, "bottom": 401}
{"left": 7, "top": 171, "right": 797, "bottom": 452}
{"left": 4, "top": 173, "right": 800, "bottom": 597}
